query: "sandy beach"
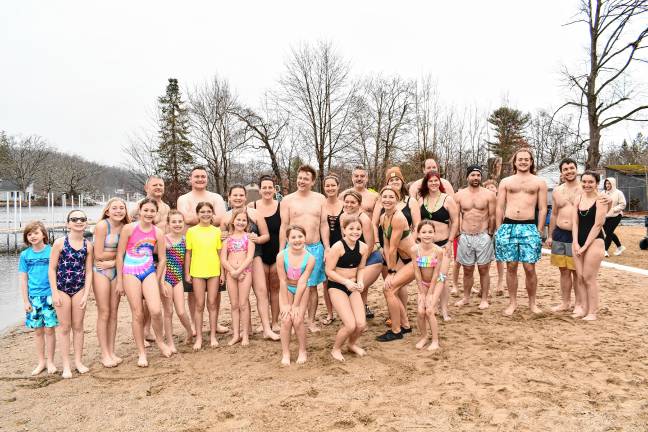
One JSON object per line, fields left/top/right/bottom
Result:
{"left": 1, "top": 226, "right": 647, "bottom": 431}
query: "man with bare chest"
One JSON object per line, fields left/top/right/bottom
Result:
{"left": 340, "top": 166, "right": 379, "bottom": 219}
{"left": 280, "top": 165, "right": 329, "bottom": 332}
{"left": 408, "top": 158, "right": 455, "bottom": 199}
{"left": 454, "top": 166, "right": 496, "bottom": 309}
{"left": 495, "top": 148, "right": 547, "bottom": 316}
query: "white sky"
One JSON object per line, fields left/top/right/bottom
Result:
{"left": 1, "top": 0, "right": 645, "bottom": 166}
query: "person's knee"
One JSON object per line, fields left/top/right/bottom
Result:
{"left": 281, "top": 315, "right": 292, "bottom": 326}
{"left": 293, "top": 314, "right": 304, "bottom": 326}
{"left": 477, "top": 265, "right": 489, "bottom": 275}
{"left": 238, "top": 300, "right": 248, "bottom": 314}
{"left": 44, "top": 327, "right": 55, "bottom": 336}
{"left": 463, "top": 265, "right": 475, "bottom": 274}
{"left": 71, "top": 321, "right": 84, "bottom": 333}
{"left": 507, "top": 262, "right": 518, "bottom": 272}
{"left": 356, "top": 320, "right": 366, "bottom": 333}
{"left": 58, "top": 323, "right": 71, "bottom": 335}
{"left": 522, "top": 264, "right": 535, "bottom": 275}
{"left": 149, "top": 307, "right": 163, "bottom": 321}
{"left": 417, "top": 303, "right": 426, "bottom": 316}
{"left": 132, "top": 309, "right": 145, "bottom": 323}
{"left": 97, "top": 306, "right": 110, "bottom": 321}
{"left": 344, "top": 322, "right": 356, "bottom": 334}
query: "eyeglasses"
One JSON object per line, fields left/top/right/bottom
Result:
{"left": 69, "top": 217, "right": 87, "bottom": 223}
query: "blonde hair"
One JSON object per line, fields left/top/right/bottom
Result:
{"left": 228, "top": 208, "right": 250, "bottom": 233}
{"left": 101, "top": 197, "right": 130, "bottom": 224}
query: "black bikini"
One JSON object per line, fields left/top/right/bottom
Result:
{"left": 327, "top": 240, "right": 362, "bottom": 296}
{"left": 422, "top": 194, "right": 451, "bottom": 247}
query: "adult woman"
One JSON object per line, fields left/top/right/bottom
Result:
{"left": 418, "top": 171, "right": 458, "bottom": 320}
{"left": 572, "top": 171, "right": 607, "bottom": 321}
{"left": 602, "top": 178, "right": 627, "bottom": 257}
{"left": 222, "top": 185, "right": 279, "bottom": 340}
{"left": 93, "top": 198, "right": 130, "bottom": 368}
{"left": 250, "top": 175, "right": 282, "bottom": 331}
{"left": 320, "top": 174, "right": 344, "bottom": 324}
{"left": 376, "top": 186, "right": 415, "bottom": 342}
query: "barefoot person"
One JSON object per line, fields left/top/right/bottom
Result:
{"left": 49, "top": 210, "right": 93, "bottom": 378}
{"left": 116, "top": 198, "right": 172, "bottom": 366}
{"left": 483, "top": 180, "right": 505, "bottom": 295}
{"left": 19, "top": 222, "right": 58, "bottom": 376}
{"left": 326, "top": 216, "right": 368, "bottom": 361}
{"left": 547, "top": 158, "right": 581, "bottom": 313}
{"left": 177, "top": 166, "right": 227, "bottom": 335}
{"left": 573, "top": 171, "right": 607, "bottom": 321}
{"left": 453, "top": 166, "right": 496, "bottom": 309}
{"left": 411, "top": 221, "right": 451, "bottom": 351}
{"left": 250, "top": 175, "right": 282, "bottom": 331}
{"left": 93, "top": 197, "right": 129, "bottom": 367}
{"left": 222, "top": 185, "right": 279, "bottom": 340}
{"left": 321, "top": 174, "right": 344, "bottom": 325}
{"left": 129, "top": 176, "right": 170, "bottom": 231}
{"left": 340, "top": 166, "right": 379, "bottom": 219}
{"left": 495, "top": 148, "right": 547, "bottom": 316}
{"left": 278, "top": 225, "right": 315, "bottom": 365}
{"left": 408, "top": 158, "right": 455, "bottom": 199}
{"left": 279, "top": 165, "right": 328, "bottom": 333}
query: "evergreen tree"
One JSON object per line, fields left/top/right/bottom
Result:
{"left": 157, "top": 78, "right": 194, "bottom": 204}
{"left": 487, "top": 107, "right": 530, "bottom": 172}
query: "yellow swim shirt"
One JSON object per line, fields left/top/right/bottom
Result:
{"left": 186, "top": 225, "right": 222, "bottom": 278}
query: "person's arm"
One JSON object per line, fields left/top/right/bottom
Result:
{"left": 446, "top": 196, "right": 459, "bottom": 246}
{"left": 276, "top": 253, "right": 290, "bottom": 318}
{"left": 614, "top": 190, "right": 627, "bottom": 214}
{"left": 537, "top": 180, "right": 548, "bottom": 233}
{"left": 93, "top": 221, "right": 114, "bottom": 262}
{"left": 155, "top": 229, "right": 168, "bottom": 297}
{"left": 581, "top": 198, "right": 608, "bottom": 252}
{"left": 252, "top": 209, "right": 270, "bottom": 245}
{"left": 408, "top": 180, "right": 420, "bottom": 200}
{"left": 115, "top": 225, "right": 131, "bottom": 295}
{"left": 360, "top": 214, "right": 374, "bottom": 258}
{"left": 431, "top": 246, "right": 452, "bottom": 296}
{"left": 177, "top": 196, "right": 198, "bottom": 226}
{"left": 355, "top": 243, "right": 368, "bottom": 291}
{"left": 80, "top": 242, "right": 94, "bottom": 309}
{"left": 496, "top": 180, "right": 508, "bottom": 229}
{"left": 487, "top": 192, "right": 496, "bottom": 235}
{"left": 320, "top": 202, "right": 330, "bottom": 249}
{"left": 20, "top": 273, "right": 31, "bottom": 312}
{"left": 212, "top": 194, "right": 227, "bottom": 226}
{"left": 324, "top": 244, "right": 346, "bottom": 284}
{"left": 371, "top": 201, "right": 383, "bottom": 249}
{"left": 411, "top": 244, "right": 423, "bottom": 286}
{"left": 572, "top": 198, "right": 580, "bottom": 255}
{"left": 442, "top": 179, "right": 455, "bottom": 197}
{"left": 409, "top": 197, "right": 421, "bottom": 232}
{"left": 547, "top": 202, "right": 556, "bottom": 248}
{"left": 279, "top": 197, "right": 290, "bottom": 249}
{"left": 385, "top": 213, "right": 406, "bottom": 275}
{"left": 293, "top": 256, "right": 315, "bottom": 310}
{"left": 48, "top": 240, "right": 63, "bottom": 307}
{"left": 219, "top": 240, "right": 233, "bottom": 275}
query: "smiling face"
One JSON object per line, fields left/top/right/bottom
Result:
{"left": 381, "top": 189, "right": 398, "bottom": 210}
{"left": 139, "top": 203, "right": 158, "bottom": 223}
{"left": 352, "top": 168, "right": 368, "bottom": 189}
{"left": 260, "top": 179, "right": 275, "bottom": 200}
{"left": 106, "top": 200, "right": 127, "bottom": 222}
{"left": 296, "top": 170, "right": 315, "bottom": 192}
{"left": 228, "top": 187, "right": 247, "bottom": 209}
{"left": 323, "top": 178, "right": 339, "bottom": 198}
{"left": 581, "top": 173, "right": 598, "bottom": 193}
{"left": 145, "top": 177, "right": 165, "bottom": 199}
{"left": 423, "top": 159, "right": 438, "bottom": 175}
{"left": 288, "top": 228, "right": 306, "bottom": 250}
{"left": 343, "top": 194, "right": 361, "bottom": 214}
{"left": 387, "top": 176, "right": 403, "bottom": 191}
{"left": 417, "top": 223, "right": 436, "bottom": 243}
{"left": 233, "top": 211, "right": 249, "bottom": 232}
{"left": 514, "top": 150, "right": 532, "bottom": 173}
{"left": 426, "top": 175, "right": 441, "bottom": 193}
{"left": 27, "top": 228, "right": 45, "bottom": 246}
{"left": 168, "top": 213, "right": 185, "bottom": 234}
{"left": 560, "top": 162, "right": 577, "bottom": 183}
{"left": 67, "top": 210, "right": 88, "bottom": 232}
{"left": 197, "top": 205, "right": 213, "bottom": 224}
{"left": 343, "top": 221, "right": 363, "bottom": 242}
{"left": 190, "top": 169, "right": 208, "bottom": 191}
{"left": 467, "top": 171, "right": 482, "bottom": 187}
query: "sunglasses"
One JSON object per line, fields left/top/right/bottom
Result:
{"left": 69, "top": 217, "right": 87, "bottom": 223}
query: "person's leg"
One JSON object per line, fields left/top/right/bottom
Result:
{"left": 192, "top": 278, "right": 206, "bottom": 350}
{"left": 143, "top": 302, "right": 153, "bottom": 342}
{"left": 347, "top": 292, "right": 367, "bottom": 354}
{"left": 173, "top": 282, "right": 193, "bottom": 344}
{"left": 239, "top": 272, "right": 253, "bottom": 346}
{"left": 55, "top": 294, "right": 73, "bottom": 378}
{"left": 160, "top": 284, "right": 176, "bottom": 353}
{"left": 206, "top": 277, "right": 220, "bottom": 346}
{"left": 251, "top": 258, "right": 278, "bottom": 339}
{"left": 71, "top": 291, "right": 89, "bottom": 373}
{"left": 123, "top": 276, "right": 148, "bottom": 366}
{"left": 361, "top": 262, "right": 383, "bottom": 313}
{"left": 552, "top": 268, "right": 573, "bottom": 312}
{"left": 322, "top": 281, "right": 334, "bottom": 323}
{"left": 93, "top": 273, "right": 114, "bottom": 367}
{"left": 44, "top": 326, "right": 57, "bottom": 373}
{"left": 295, "top": 289, "right": 311, "bottom": 364}
{"left": 141, "top": 274, "right": 172, "bottom": 358}
{"left": 582, "top": 240, "right": 604, "bottom": 320}
{"left": 397, "top": 283, "right": 409, "bottom": 327}
{"left": 307, "top": 285, "right": 320, "bottom": 333}
{"left": 425, "top": 283, "right": 445, "bottom": 350}
{"left": 227, "top": 275, "right": 240, "bottom": 346}
{"left": 603, "top": 217, "right": 614, "bottom": 251}
{"left": 187, "top": 291, "right": 196, "bottom": 334}
{"left": 265, "top": 264, "right": 281, "bottom": 331}
{"left": 450, "top": 260, "right": 461, "bottom": 295}
{"left": 522, "top": 263, "right": 540, "bottom": 313}
{"left": 495, "top": 261, "right": 505, "bottom": 294}
{"left": 456, "top": 265, "right": 474, "bottom": 306}
{"left": 32, "top": 327, "right": 46, "bottom": 375}
{"left": 572, "top": 252, "right": 587, "bottom": 318}
{"left": 329, "top": 289, "right": 355, "bottom": 361}
{"left": 504, "top": 261, "right": 519, "bottom": 316}
{"left": 280, "top": 292, "right": 294, "bottom": 366}
{"left": 416, "top": 282, "right": 430, "bottom": 349}
{"left": 108, "top": 278, "right": 122, "bottom": 364}
{"left": 382, "top": 264, "right": 414, "bottom": 335}
{"left": 477, "top": 263, "right": 491, "bottom": 309}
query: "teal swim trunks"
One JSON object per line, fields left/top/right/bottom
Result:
{"left": 25, "top": 295, "right": 59, "bottom": 329}
{"left": 495, "top": 218, "right": 542, "bottom": 264}
{"left": 305, "top": 242, "right": 326, "bottom": 287}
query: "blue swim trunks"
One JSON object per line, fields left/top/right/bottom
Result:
{"left": 495, "top": 219, "right": 542, "bottom": 264}
{"left": 305, "top": 242, "right": 326, "bottom": 287}
{"left": 366, "top": 249, "right": 384, "bottom": 266}
{"left": 25, "top": 295, "right": 59, "bottom": 329}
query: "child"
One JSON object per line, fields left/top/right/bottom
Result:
{"left": 116, "top": 198, "right": 172, "bottom": 367}
{"left": 49, "top": 210, "right": 94, "bottom": 378}
{"left": 411, "top": 220, "right": 450, "bottom": 351}
{"left": 163, "top": 210, "right": 194, "bottom": 350}
{"left": 325, "top": 216, "right": 368, "bottom": 362}
{"left": 185, "top": 201, "right": 224, "bottom": 350}
{"left": 276, "top": 225, "right": 315, "bottom": 365}
{"left": 19, "top": 221, "right": 58, "bottom": 375}
{"left": 93, "top": 197, "right": 130, "bottom": 368}
{"left": 220, "top": 208, "right": 255, "bottom": 346}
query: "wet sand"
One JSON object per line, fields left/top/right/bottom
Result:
{"left": 1, "top": 227, "right": 647, "bottom": 431}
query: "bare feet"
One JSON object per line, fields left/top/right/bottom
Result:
{"left": 193, "top": 338, "right": 203, "bottom": 351}
{"left": 100, "top": 356, "right": 116, "bottom": 368}
{"left": 551, "top": 303, "right": 570, "bottom": 312}
{"left": 216, "top": 324, "right": 229, "bottom": 334}
{"left": 255, "top": 325, "right": 264, "bottom": 334}
{"left": 478, "top": 301, "right": 490, "bottom": 310}
{"left": 158, "top": 342, "right": 173, "bottom": 358}
{"left": 184, "top": 333, "right": 193, "bottom": 345}
{"left": 296, "top": 351, "right": 307, "bottom": 364}
{"left": 111, "top": 354, "right": 123, "bottom": 365}
{"left": 241, "top": 337, "right": 250, "bottom": 347}
{"left": 143, "top": 339, "right": 151, "bottom": 348}
{"left": 144, "top": 333, "right": 156, "bottom": 342}
{"left": 308, "top": 323, "right": 321, "bottom": 334}
{"left": 271, "top": 323, "right": 281, "bottom": 332}
{"left": 428, "top": 340, "right": 440, "bottom": 351}
{"left": 31, "top": 362, "right": 46, "bottom": 376}
{"left": 281, "top": 354, "right": 291, "bottom": 366}
{"left": 449, "top": 288, "right": 458, "bottom": 296}
{"left": 169, "top": 344, "right": 178, "bottom": 354}
{"left": 455, "top": 298, "right": 469, "bottom": 307}
{"left": 582, "top": 314, "right": 597, "bottom": 321}
{"left": 442, "top": 312, "right": 452, "bottom": 322}
{"left": 75, "top": 363, "right": 89, "bottom": 374}
{"left": 529, "top": 304, "right": 542, "bottom": 314}
{"left": 503, "top": 302, "right": 517, "bottom": 316}
{"left": 62, "top": 368, "right": 73, "bottom": 379}
{"left": 471, "top": 287, "right": 480, "bottom": 295}
{"left": 210, "top": 336, "right": 219, "bottom": 348}
{"left": 227, "top": 335, "right": 240, "bottom": 346}
{"left": 46, "top": 362, "right": 57, "bottom": 374}
{"left": 331, "top": 349, "right": 345, "bottom": 362}
{"left": 416, "top": 337, "right": 428, "bottom": 349}
{"left": 496, "top": 286, "right": 505, "bottom": 296}
{"left": 263, "top": 330, "right": 280, "bottom": 341}
{"left": 572, "top": 307, "right": 586, "bottom": 318}
{"left": 347, "top": 344, "right": 366, "bottom": 356}
{"left": 137, "top": 355, "right": 148, "bottom": 367}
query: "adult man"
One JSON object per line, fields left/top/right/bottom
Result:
{"left": 495, "top": 148, "right": 547, "bottom": 316}
{"left": 177, "top": 166, "right": 227, "bottom": 333}
{"left": 453, "top": 166, "right": 496, "bottom": 309}
{"left": 408, "top": 158, "right": 455, "bottom": 199}
{"left": 129, "top": 176, "right": 171, "bottom": 230}
{"left": 340, "top": 166, "right": 379, "bottom": 218}
{"left": 279, "top": 165, "right": 329, "bottom": 333}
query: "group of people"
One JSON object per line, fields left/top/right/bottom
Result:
{"left": 19, "top": 148, "right": 623, "bottom": 375}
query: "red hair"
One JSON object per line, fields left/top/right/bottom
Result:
{"left": 418, "top": 171, "right": 446, "bottom": 198}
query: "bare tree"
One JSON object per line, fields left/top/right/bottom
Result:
{"left": 122, "top": 130, "right": 160, "bottom": 190}
{"left": 56, "top": 153, "right": 97, "bottom": 196}
{"left": 558, "top": 0, "right": 648, "bottom": 169}
{"left": 414, "top": 74, "right": 441, "bottom": 162}
{"left": 4, "top": 134, "right": 51, "bottom": 192}
{"left": 529, "top": 110, "right": 585, "bottom": 168}
{"left": 279, "top": 41, "right": 357, "bottom": 190}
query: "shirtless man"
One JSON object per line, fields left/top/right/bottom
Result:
{"left": 453, "top": 166, "right": 496, "bottom": 309}
{"left": 408, "top": 158, "right": 455, "bottom": 199}
{"left": 495, "top": 148, "right": 547, "bottom": 316}
{"left": 279, "top": 165, "right": 329, "bottom": 333}
{"left": 340, "top": 166, "right": 379, "bottom": 218}
{"left": 129, "top": 176, "right": 171, "bottom": 230}
{"left": 176, "top": 166, "right": 228, "bottom": 333}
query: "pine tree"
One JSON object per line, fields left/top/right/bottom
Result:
{"left": 157, "top": 78, "right": 194, "bottom": 204}
{"left": 487, "top": 107, "right": 530, "bottom": 172}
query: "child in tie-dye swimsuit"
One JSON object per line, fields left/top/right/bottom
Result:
{"left": 162, "top": 210, "right": 194, "bottom": 350}
{"left": 116, "top": 198, "right": 172, "bottom": 367}
{"left": 277, "top": 225, "right": 315, "bottom": 366}
{"left": 411, "top": 220, "right": 450, "bottom": 351}
{"left": 49, "top": 210, "right": 94, "bottom": 379}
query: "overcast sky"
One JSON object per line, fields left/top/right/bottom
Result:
{"left": 1, "top": 0, "right": 645, "bottom": 167}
